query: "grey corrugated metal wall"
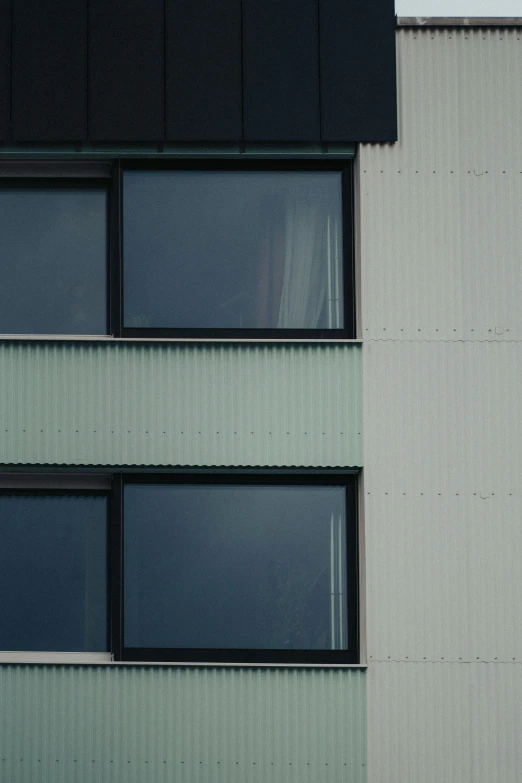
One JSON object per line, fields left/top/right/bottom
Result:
{"left": 361, "top": 27, "right": 522, "bottom": 782}
{"left": 0, "top": 665, "right": 366, "bottom": 783}
{"left": 0, "top": 342, "right": 362, "bottom": 467}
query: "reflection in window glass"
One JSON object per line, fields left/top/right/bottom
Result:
{"left": 0, "top": 189, "right": 107, "bottom": 334}
{"left": 0, "top": 494, "right": 108, "bottom": 652}
{"left": 124, "top": 484, "right": 347, "bottom": 650}
{"left": 123, "top": 172, "right": 343, "bottom": 330}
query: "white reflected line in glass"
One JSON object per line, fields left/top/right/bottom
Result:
{"left": 330, "top": 512, "right": 335, "bottom": 649}
{"left": 334, "top": 217, "right": 341, "bottom": 328}
{"left": 338, "top": 512, "right": 344, "bottom": 649}
{"left": 330, "top": 510, "right": 345, "bottom": 651}
{"left": 327, "top": 214, "right": 332, "bottom": 329}
{"left": 327, "top": 212, "right": 342, "bottom": 330}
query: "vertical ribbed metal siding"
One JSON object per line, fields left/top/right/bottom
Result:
{"left": 361, "top": 29, "right": 522, "bottom": 664}
{"left": 363, "top": 340, "right": 522, "bottom": 495}
{"left": 0, "top": 342, "right": 362, "bottom": 467}
{"left": 0, "top": 665, "right": 366, "bottom": 783}
{"left": 360, "top": 28, "right": 522, "bottom": 781}
{"left": 360, "top": 28, "right": 522, "bottom": 341}
{"left": 368, "top": 662, "right": 522, "bottom": 783}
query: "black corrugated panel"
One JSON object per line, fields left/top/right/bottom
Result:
{"left": 320, "top": 0, "right": 397, "bottom": 142}
{"left": 89, "top": 0, "right": 164, "bottom": 142}
{"left": 11, "top": 0, "right": 87, "bottom": 141}
{"left": 243, "top": 0, "right": 320, "bottom": 142}
{"left": 166, "top": 0, "right": 241, "bottom": 141}
{"left": 0, "top": 0, "right": 10, "bottom": 140}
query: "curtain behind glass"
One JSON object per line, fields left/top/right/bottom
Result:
{"left": 276, "top": 189, "right": 342, "bottom": 329}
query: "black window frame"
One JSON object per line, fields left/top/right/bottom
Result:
{"left": 0, "top": 472, "right": 359, "bottom": 664}
{"left": 0, "top": 486, "right": 112, "bottom": 653}
{"left": 114, "top": 159, "right": 355, "bottom": 339}
{"left": 114, "top": 472, "right": 359, "bottom": 665}
{"left": 0, "top": 160, "right": 355, "bottom": 339}
{"left": 0, "top": 176, "right": 112, "bottom": 336}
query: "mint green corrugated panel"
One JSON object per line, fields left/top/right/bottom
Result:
{"left": 0, "top": 665, "right": 366, "bottom": 783}
{"left": 0, "top": 342, "right": 362, "bottom": 467}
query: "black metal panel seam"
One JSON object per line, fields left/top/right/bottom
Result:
{"left": 239, "top": 0, "right": 245, "bottom": 146}
{"left": 163, "top": 0, "right": 166, "bottom": 142}
{"left": 8, "top": 0, "right": 13, "bottom": 138}
{"left": 317, "top": 0, "right": 323, "bottom": 142}
{"left": 85, "top": 0, "right": 89, "bottom": 140}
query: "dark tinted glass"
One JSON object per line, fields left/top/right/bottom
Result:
{"left": 0, "top": 189, "right": 107, "bottom": 334}
{"left": 0, "top": 494, "right": 108, "bottom": 651}
{"left": 123, "top": 171, "right": 343, "bottom": 330}
{"left": 124, "top": 484, "right": 347, "bottom": 650}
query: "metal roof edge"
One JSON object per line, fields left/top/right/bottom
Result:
{"left": 0, "top": 142, "right": 356, "bottom": 160}
{"left": 397, "top": 16, "right": 522, "bottom": 27}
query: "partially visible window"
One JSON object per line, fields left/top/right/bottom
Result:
{"left": 0, "top": 185, "right": 108, "bottom": 334}
{"left": 122, "top": 475, "right": 357, "bottom": 663}
{"left": 0, "top": 492, "right": 108, "bottom": 652}
{"left": 123, "top": 169, "right": 348, "bottom": 336}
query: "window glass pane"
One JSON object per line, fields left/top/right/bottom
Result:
{"left": 0, "top": 494, "right": 108, "bottom": 652}
{"left": 0, "top": 189, "right": 107, "bottom": 334}
{"left": 123, "top": 172, "right": 343, "bottom": 330}
{"left": 124, "top": 484, "right": 347, "bottom": 650}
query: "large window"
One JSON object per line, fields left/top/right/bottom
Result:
{"left": 0, "top": 474, "right": 358, "bottom": 664}
{"left": 122, "top": 167, "right": 351, "bottom": 336}
{"left": 0, "top": 161, "right": 354, "bottom": 338}
{"left": 120, "top": 474, "right": 358, "bottom": 664}
{"left": 0, "top": 182, "right": 108, "bottom": 335}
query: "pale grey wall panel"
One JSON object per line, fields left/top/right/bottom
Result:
{"left": 363, "top": 340, "right": 522, "bottom": 494}
{"left": 361, "top": 27, "right": 522, "bottom": 781}
{"left": 0, "top": 342, "right": 362, "bottom": 467}
{"left": 359, "top": 29, "right": 522, "bottom": 341}
{"left": 363, "top": 339, "right": 522, "bottom": 665}
{"left": 0, "top": 665, "right": 366, "bottom": 783}
{"left": 368, "top": 662, "right": 522, "bottom": 783}
{"left": 365, "top": 491, "right": 522, "bottom": 663}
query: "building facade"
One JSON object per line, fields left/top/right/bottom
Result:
{"left": 0, "top": 8, "right": 521, "bottom": 782}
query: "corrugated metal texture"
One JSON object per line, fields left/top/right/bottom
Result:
{"left": 363, "top": 340, "right": 522, "bottom": 494}
{"left": 365, "top": 491, "right": 522, "bottom": 663}
{"left": 0, "top": 342, "right": 362, "bottom": 467}
{"left": 0, "top": 665, "right": 366, "bottom": 783}
{"left": 360, "top": 28, "right": 522, "bottom": 782}
{"left": 359, "top": 29, "right": 522, "bottom": 340}
{"left": 363, "top": 340, "right": 522, "bottom": 661}
{"left": 368, "top": 662, "right": 522, "bottom": 783}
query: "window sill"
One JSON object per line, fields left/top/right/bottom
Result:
{"left": 0, "top": 334, "right": 363, "bottom": 344}
{"left": 0, "top": 654, "right": 367, "bottom": 668}
{"left": 0, "top": 652, "right": 112, "bottom": 664}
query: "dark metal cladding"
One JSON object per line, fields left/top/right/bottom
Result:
{"left": 166, "top": 0, "right": 241, "bottom": 141}
{"left": 0, "top": 0, "right": 10, "bottom": 140}
{"left": 11, "top": 0, "right": 87, "bottom": 141}
{"left": 242, "top": 0, "right": 320, "bottom": 142}
{"left": 3, "top": 0, "right": 397, "bottom": 146}
{"left": 89, "top": 0, "right": 164, "bottom": 141}
{"left": 320, "top": 0, "right": 397, "bottom": 142}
